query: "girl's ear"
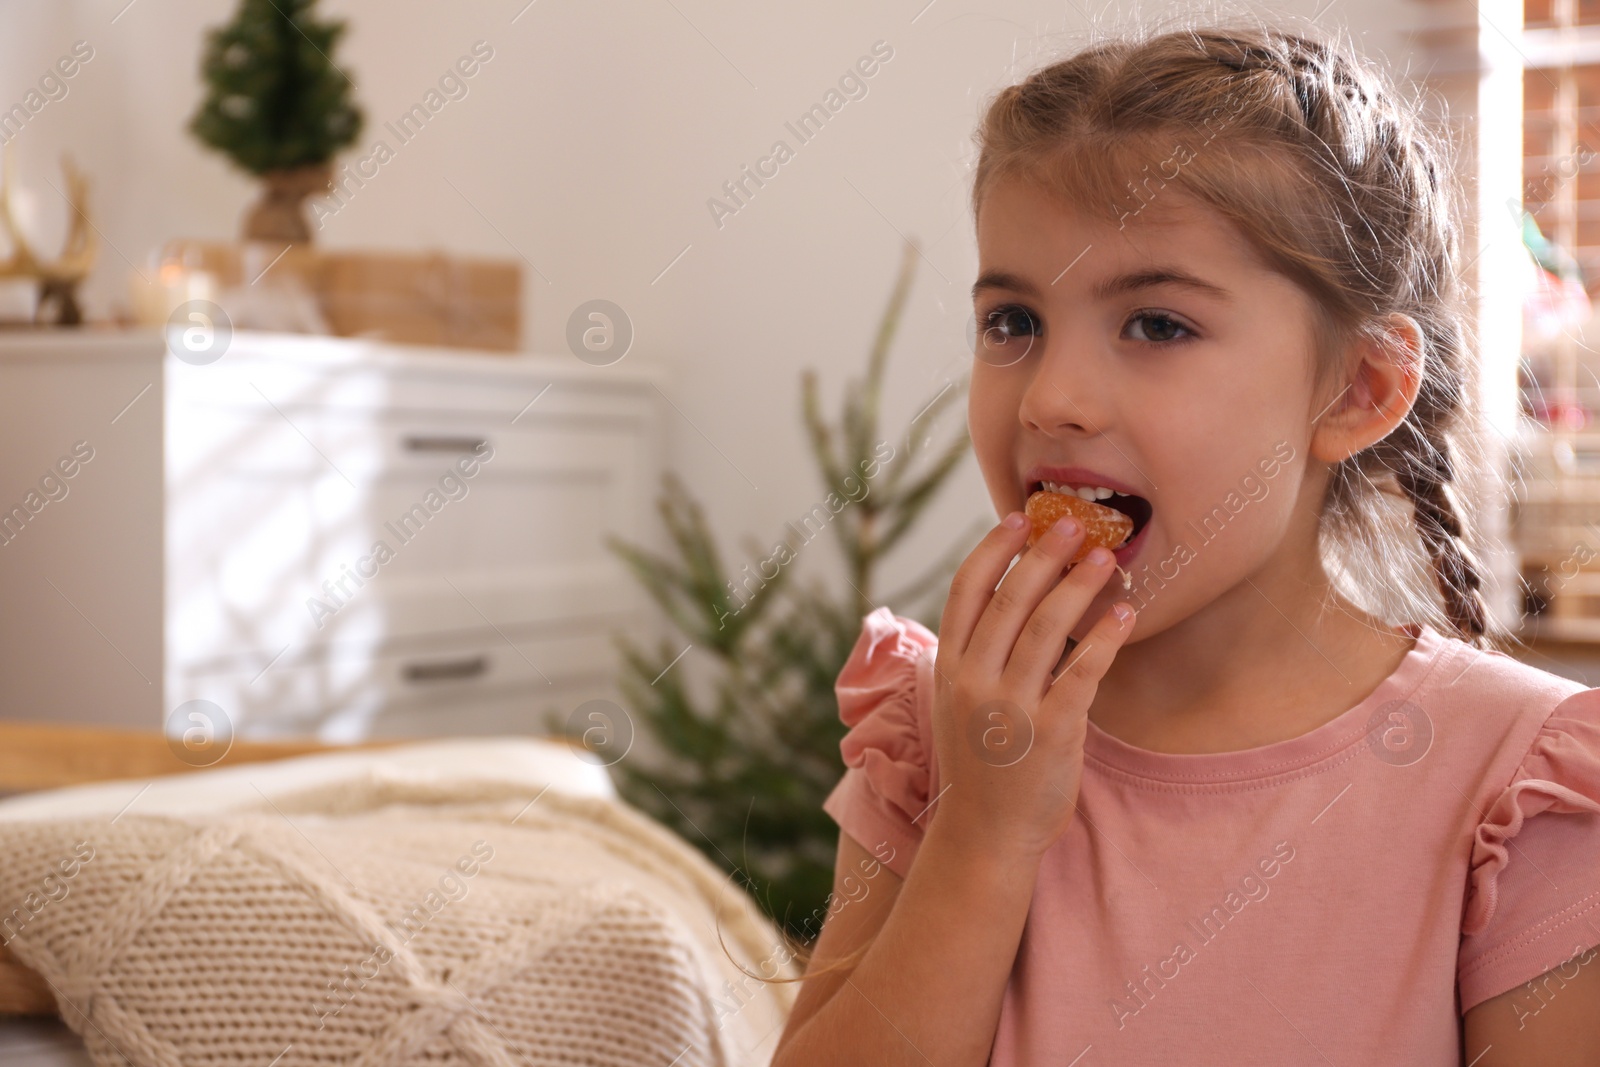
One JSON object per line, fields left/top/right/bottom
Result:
{"left": 1310, "top": 313, "right": 1425, "bottom": 464}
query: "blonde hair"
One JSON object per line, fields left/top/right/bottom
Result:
{"left": 762, "top": 20, "right": 1514, "bottom": 1002}
{"left": 972, "top": 22, "right": 1506, "bottom": 649}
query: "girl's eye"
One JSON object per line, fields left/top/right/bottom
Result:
{"left": 1123, "top": 311, "right": 1192, "bottom": 343}
{"left": 980, "top": 304, "right": 1039, "bottom": 342}
{"left": 974, "top": 305, "right": 1041, "bottom": 365}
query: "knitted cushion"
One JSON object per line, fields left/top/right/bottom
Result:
{"left": 0, "top": 775, "right": 797, "bottom": 1066}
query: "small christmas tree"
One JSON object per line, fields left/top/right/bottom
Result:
{"left": 189, "top": 0, "right": 363, "bottom": 241}
{"left": 579, "top": 239, "right": 980, "bottom": 947}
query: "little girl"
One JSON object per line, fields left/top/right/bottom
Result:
{"left": 771, "top": 22, "right": 1600, "bottom": 1067}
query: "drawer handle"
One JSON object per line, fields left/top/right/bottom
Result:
{"left": 402, "top": 655, "right": 489, "bottom": 683}
{"left": 403, "top": 434, "right": 487, "bottom": 453}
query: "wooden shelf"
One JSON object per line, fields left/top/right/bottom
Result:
{"left": 1516, "top": 614, "right": 1600, "bottom": 646}
{"left": 0, "top": 720, "right": 400, "bottom": 795}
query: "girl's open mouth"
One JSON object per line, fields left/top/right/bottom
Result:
{"left": 1026, "top": 480, "right": 1153, "bottom": 545}
{"left": 1024, "top": 478, "right": 1154, "bottom": 577}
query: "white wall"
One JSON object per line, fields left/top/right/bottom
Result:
{"left": 0, "top": 0, "right": 1423, "bottom": 625}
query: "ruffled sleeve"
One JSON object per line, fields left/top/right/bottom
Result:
{"left": 820, "top": 606, "right": 939, "bottom": 881}
{"left": 1458, "top": 686, "right": 1600, "bottom": 1012}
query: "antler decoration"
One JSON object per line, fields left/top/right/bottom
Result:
{"left": 0, "top": 151, "right": 98, "bottom": 325}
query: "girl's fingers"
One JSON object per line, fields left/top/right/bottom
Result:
{"left": 938, "top": 514, "right": 1032, "bottom": 662}
{"left": 1039, "top": 600, "right": 1135, "bottom": 713}
{"left": 1003, "top": 546, "right": 1120, "bottom": 690}
{"left": 963, "top": 516, "right": 1088, "bottom": 677}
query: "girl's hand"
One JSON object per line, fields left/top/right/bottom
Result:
{"left": 929, "top": 512, "right": 1135, "bottom": 862}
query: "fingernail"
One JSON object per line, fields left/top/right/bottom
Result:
{"left": 1113, "top": 602, "right": 1134, "bottom": 622}
{"left": 1051, "top": 517, "right": 1080, "bottom": 538}
{"left": 1088, "top": 546, "right": 1113, "bottom": 565}
{"left": 1003, "top": 511, "right": 1027, "bottom": 530}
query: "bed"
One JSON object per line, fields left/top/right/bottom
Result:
{"left": 0, "top": 721, "right": 798, "bottom": 1066}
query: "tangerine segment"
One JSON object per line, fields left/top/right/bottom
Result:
{"left": 1024, "top": 489, "right": 1135, "bottom": 562}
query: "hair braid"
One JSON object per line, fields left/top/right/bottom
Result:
{"left": 1391, "top": 425, "right": 1489, "bottom": 641}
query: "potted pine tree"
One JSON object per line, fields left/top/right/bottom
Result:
{"left": 189, "top": 0, "right": 363, "bottom": 243}
{"left": 580, "top": 239, "right": 980, "bottom": 945}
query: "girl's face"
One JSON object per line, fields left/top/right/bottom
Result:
{"left": 969, "top": 174, "right": 1334, "bottom": 640}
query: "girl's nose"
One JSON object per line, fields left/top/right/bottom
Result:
{"left": 1017, "top": 344, "right": 1107, "bottom": 439}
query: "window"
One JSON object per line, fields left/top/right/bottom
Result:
{"left": 1514, "top": 0, "right": 1600, "bottom": 633}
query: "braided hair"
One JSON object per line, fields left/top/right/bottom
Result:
{"left": 971, "top": 22, "right": 1502, "bottom": 648}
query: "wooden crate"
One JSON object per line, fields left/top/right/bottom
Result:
{"left": 143, "top": 240, "right": 522, "bottom": 352}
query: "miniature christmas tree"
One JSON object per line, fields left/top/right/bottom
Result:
{"left": 189, "top": 0, "right": 363, "bottom": 241}
{"left": 581, "top": 239, "right": 980, "bottom": 946}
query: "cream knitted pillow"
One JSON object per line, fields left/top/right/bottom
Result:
{"left": 0, "top": 775, "right": 798, "bottom": 1066}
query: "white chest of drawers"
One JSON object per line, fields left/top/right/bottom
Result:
{"left": 0, "top": 329, "right": 664, "bottom": 740}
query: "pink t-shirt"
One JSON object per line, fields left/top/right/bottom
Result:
{"left": 821, "top": 606, "right": 1600, "bottom": 1064}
